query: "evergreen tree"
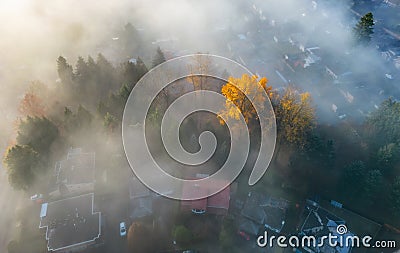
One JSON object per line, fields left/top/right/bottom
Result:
{"left": 121, "top": 61, "right": 137, "bottom": 87}
{"left": 390, "top": 177, "right": 400, "bottom": 215}
{"left": 362, "top": 169, "right": 383, "bottom": 200}
{"left": 96, "top": 53, "right": 116, "bottom": 97}
{"left": 152, "top": 46, "right": 166, "bottom": 67}
{"left": 375, "top": 143, "right": 399, "bottom": 174}
{"left": 366, "top": 98, "right": 400, "bottom": 147}
{"left": 136, "top": 57, "right": 148, "bottom": 80}
{"left": 57, "top": 56, "right": 74, "bottom": 86}
{"left": 103, "top": 112, "right": 118, "bottom": 133}
{"left": 341, "top": 160, "right": 366, "bottom": 195}
{"left": 121, "top": 23, "right": 141, "bottom": 57}
{"left": 354, "top": 12, "right": 374, "bottom": 43}
{"left": 63, "top": 105, "right": 93, "bottom": 133}
{"left": 75, "top": 56, "right": 89, "bottom": 86}
{"left": 3, "top": 145, "right": 40, "bottom": 191}
{"left": 16, "top": 116, "right": 59, "bottom": 156}
{"left": 87, "top": 55, "right": 98, "bottom": 75}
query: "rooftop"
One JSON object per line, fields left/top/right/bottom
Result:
{"left": 181, "top": 177, "right": 231, "bottom": 215}
{"left": 56, "top": 151, "right": 95, "bottom": 185}
{"left": 207, "top": 186, "right": 230, "bottom": 209}
{"left": 301, "top": 204, "right": 344, "bottom": 233}
{"left": 241, "top": 192, "right": 288, "bottom": 233}
{"left": 39, "top": 193, "right": 101, "bottom": 252}
{"left": 297, "top": 202, "right": 354, "bottom": 253}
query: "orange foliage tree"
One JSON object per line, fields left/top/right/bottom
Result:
{"left": 219, "top": 74, "right": 273, "bottom": 126}
{"left": 19, "top": 93, "right": 46, "bottom": 117}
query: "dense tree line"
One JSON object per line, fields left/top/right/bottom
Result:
{"left": 2, "top": 24, "right": 167, "bottom": 194}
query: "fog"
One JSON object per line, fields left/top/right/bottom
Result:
{"left": 0, "top": 0, "right": 399, "bottom": 251}
{"left": 1, "top": 0, "right": 397, "bottom": 141}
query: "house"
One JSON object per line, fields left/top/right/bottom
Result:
{"left": 181, "top": 175, "right": 230, "bottom": 215}
{"left": 284, "top": 53, "right": 306, "bottom": 69}
{"left": 304, "top": 47, "right": 321, "bottom": 68}
{"left": 205, "top": 185, "right": 231, "bottom": 215}
{"left": 296, "top": 201, "right": 355, "bottom": 253}
{"left": 52, "top": 148, "right": 95, "bottom": 197}
{"left": 240, "top": 192, "right": 288, "bottom": 234}
{"left": 384, "top": 0, "right": 400, "bottom": 7}
{"left": 39, "top": 193, "right": 101, "bottom": 253}
{"left": 129, "top": 177, "right": 153, "bottom": 220}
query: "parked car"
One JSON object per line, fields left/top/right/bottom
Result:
{"left": 30, "top": 194, "right": 44, "bottom": 203}
{"left": 120, "top": 222, "right": 127, "bottom": 237}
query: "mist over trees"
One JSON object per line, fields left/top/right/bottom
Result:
{"left": 0, "top": 0, "right": 399, "bottom": 252}
{"left": 4, "top": 28, "right": 400, "bottom": 221}
{"left": 2, "top": 29, "right": 159, "bottom": 194}
{"left": 1, "top": 4, "right": 400, "bottom": 250}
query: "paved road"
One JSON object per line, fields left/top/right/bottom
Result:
{"left": 0, "top": 165, "right": 24, "bottom": 253}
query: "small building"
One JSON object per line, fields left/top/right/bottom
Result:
{"left": 284, "top": 53, "right": 306, "bottom": 69}
{"left": 384, "top": 0, "right": 400, "bottom": 7}
{"left": 39, "top": 193, "right": 101, "bottom": 253}
{"left": 53, "top": 149, "right": 95, "bottom": 197}
{"left": 240, "top": 192, "right": 288, "bottom": 234}
{"left": 181, "top": 176, "right": 230, "bottom": 216}
{"left": 296, "top": 201, "right": 355, "bottom": 253}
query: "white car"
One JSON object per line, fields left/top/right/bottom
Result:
{"left": 120, "top": 222, "right": 127, "bottom": 237}
{"left": 30, "top": 194, "right": 43, "bottom": 201}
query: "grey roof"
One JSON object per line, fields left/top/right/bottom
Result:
{"left": 264, "top": 206, "right": 286, "bottom": 231}
{"left": 56, "top": 152, "right": 95, "bottom": 185}
{"left": 241, "top": 204, "right": 266, "bottom": 224}
{"left": 241, "top": 192, "right": 287, "bottom": 232}
{"left": 298, "top": 203, "right": 353, "bottom": 253}
{"left": 301, "top": 205, "right": 344, "bottom": 233}
{"left": 39, "top": 193, "right": 101, "bottom": 252}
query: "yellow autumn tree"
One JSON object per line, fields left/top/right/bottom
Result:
{"left": 219, "top": 74, "right": 272, "bottom": 126}
{"left": 274, "top": 86, "right": 315, "bottom": 148}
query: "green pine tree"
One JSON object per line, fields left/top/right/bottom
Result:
{"left": 354, "top": 12, "right": 374, "bottom": 44}
{"left": 152, "top": 46, "right": 166, "bottom": 67}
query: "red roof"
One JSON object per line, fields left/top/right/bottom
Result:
{"left": 181, "top": 180, "right": 230, "bottom": 214}
{"left": 208, "top": 186, "right": 230, "bottom": 209}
